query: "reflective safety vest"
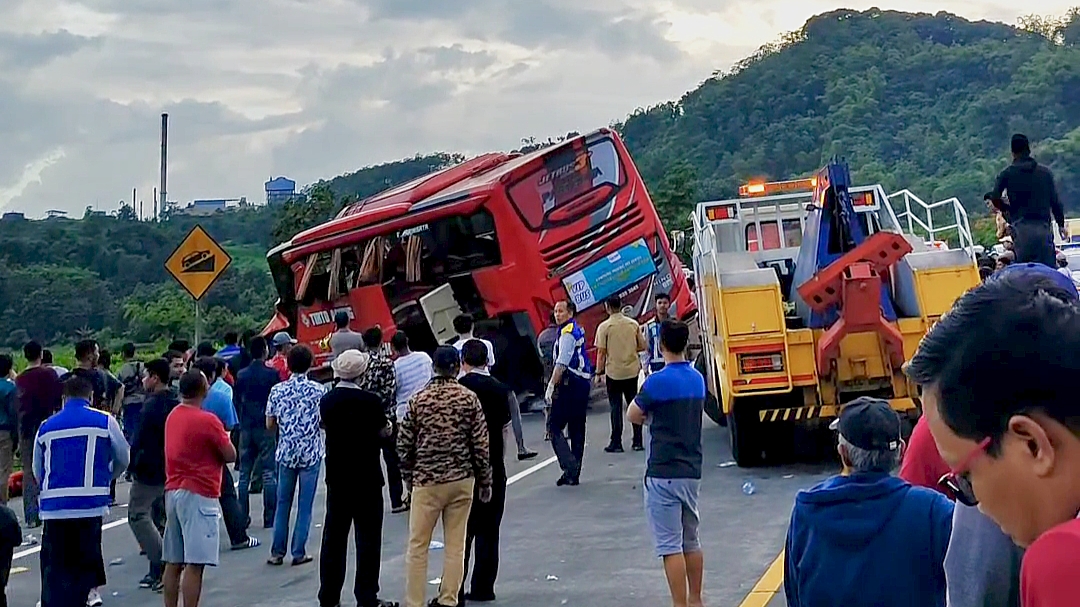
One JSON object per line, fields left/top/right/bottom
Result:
{"left": 553, "top": 319, "right": 593, "bottom": 380}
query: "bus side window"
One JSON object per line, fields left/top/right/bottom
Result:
{"left": 782, "top": 218, "right": 802, "bottom": 248}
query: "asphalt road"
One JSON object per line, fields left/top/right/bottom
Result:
{"left": 7, "top": 405, "right": 834, "bottom": 607}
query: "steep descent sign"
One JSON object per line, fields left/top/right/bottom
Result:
{"left": 165, "top": 225, "right": 232, "bottom": 300}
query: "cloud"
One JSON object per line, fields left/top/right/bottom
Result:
{"left": 0, "top": 0, "right": 1076, "bottom": 217}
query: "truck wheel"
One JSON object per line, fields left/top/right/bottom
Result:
{"left": 704, "top": 392, "right": 724, "bottom": 426}
{"left": 729, "top": 405, "right": 762, "bottom": 467}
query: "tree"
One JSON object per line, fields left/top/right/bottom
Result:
{"left": 271, "top": 183, "right": 343, "bottom": 246}
{"left": 650, "top": 162, "right": 698, "bottom": 232}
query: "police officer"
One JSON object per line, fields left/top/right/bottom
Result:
{"left": 545, "top": 300, "right": 593, "bottom": 486}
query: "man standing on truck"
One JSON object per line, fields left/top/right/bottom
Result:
{"left": 645, "top": 293, "right": 673, "bottom": 375}
{"left": 546, "top": 300, "right": 593, "bottom": 486}
{"left": 985, "top": 133, "right": 1066, "bottom": 268}
{"left": 595, "top": 295, "right": 647, "bottom": 453}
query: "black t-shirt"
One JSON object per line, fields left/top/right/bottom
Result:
{"left": 129, "top": 390, "right": 179, "bottom": 486}
{"left": 61, "top": 367, "right": 109, "bottom": 411}
{"left": 319, "top": 384, "right": 388, "bottom": 489}
{"left": 458, "top": 372, "right": 511, "bottom": 476}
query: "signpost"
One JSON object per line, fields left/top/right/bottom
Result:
{"left": 165, "top": 225, "right": 232, "bottom": 344}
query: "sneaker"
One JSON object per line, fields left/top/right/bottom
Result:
{"left": 151, "top": 580, "right": 164, "bottom": 593}
{"left": 632, "top": 443, "right": 645, "bottom": 452}
{"left": 391, "top": 502, "right": 410, "bottom": 514}
{"left": 138, "top": 574, "right": 156, "bottom": 589}
{"left": 604, "top": 444, "right": 624, "bottom": 453}
{"left": 87, "top": 588, "right": 104, "bottom": 607}
{"left": 517, "top": 450, "right": 539, "bottom": 461}
{"left": 231, "top": 537, "right": 261, "bottom": 551}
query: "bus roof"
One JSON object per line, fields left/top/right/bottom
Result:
{"left": 286, "top": 129, "right": 616, "bottom": 250}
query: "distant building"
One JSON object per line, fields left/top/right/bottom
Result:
{"left": 1, "top": 212, "right": 25, "bottom": 222}
{"left": 45, "top": 210, "right": 68, "bottom": 219}
{"left": 265, "top": 176, "right": 297, "bottom": 205}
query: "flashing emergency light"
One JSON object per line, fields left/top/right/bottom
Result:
{"left": 739, "top": 177, "right": 818, "bottom": 197}
{"left": 851, "top": 191, "right": 876, "bottom": 207}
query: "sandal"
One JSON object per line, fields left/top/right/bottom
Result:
{"left": 267, "top": 555, "right": 284, "bottom": 566}
{"left": 232, "top": 537, "right": 261, "bottom": 551}
{"left": 291, "top": 555, "right": 314, "bottom": 566}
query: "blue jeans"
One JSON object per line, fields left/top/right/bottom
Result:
{"left": 272, "top": 461, "right": 321, "bottom": 560}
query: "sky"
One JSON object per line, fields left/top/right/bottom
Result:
{"left": 1, "top": 0, "right": 1077, "bottom": 217}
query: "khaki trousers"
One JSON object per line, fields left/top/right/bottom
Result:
{"left": 405, "top": 478, "right": 475, "bottom": 607}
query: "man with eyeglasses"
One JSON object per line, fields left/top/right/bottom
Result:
{"left": 783, "top": 397, "right": 953, "bottom": 607}
{"left": 907, "top": 263, "right": 1080, "bottom": 607}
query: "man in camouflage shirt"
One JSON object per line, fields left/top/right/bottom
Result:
{"left": 398, "top": 346, "right": 491, "bottom": 607}
{"left": 358, "top": 327, "right": 406, "bottom": 512}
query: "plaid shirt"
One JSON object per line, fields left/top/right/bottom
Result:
{"left": 359, "top": 353, "right": 397, "bottom": 414}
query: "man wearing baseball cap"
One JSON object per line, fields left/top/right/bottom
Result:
{"left": 784, "top": 397, "right": 953, "bottom": 607}
{"left": 269, "top": 331, "right": 297, "bottom": 381}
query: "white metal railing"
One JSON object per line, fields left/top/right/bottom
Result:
{"left": 887, "top": 189, "right": 976, "bottom": 260}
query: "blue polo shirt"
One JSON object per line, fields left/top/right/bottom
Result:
{"left": 203, "top": 378, "right": 238, "bottom": 431}
{"left": 635, "top": 361, "right": 705, "bottom": 479}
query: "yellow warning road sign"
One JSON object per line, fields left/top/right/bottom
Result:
{"left": 165, "top": 225, "right": 232, "bottom": 301}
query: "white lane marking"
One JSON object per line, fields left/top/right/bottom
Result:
{"left": 12, "top": 458, "right": 560, "bottom": 562}
{"left": 15, "top": 518, "right": 128, "bottom": 560}
{"left": 507, "top": 456, "right": 558, "bottom": 485}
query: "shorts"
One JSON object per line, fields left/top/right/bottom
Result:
{"left": 644, "top": 477, "right": 701, "bottom": 558}
{"left": 163, "top": 489, "right": 221, "bottom": 566}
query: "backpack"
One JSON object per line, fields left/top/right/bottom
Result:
{"left": 119, "top": 361, "right": 146, "bottom": 406}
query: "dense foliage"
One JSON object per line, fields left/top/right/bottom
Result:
{"left": 619, "top": 8, "right": 1080, "bottom": 231}
{"left": 5, "top": 8, "right": 1079, "bottom": 348}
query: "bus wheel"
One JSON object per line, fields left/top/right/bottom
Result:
{"left": 728, "top": 403, "right": 762, "bottom": 467}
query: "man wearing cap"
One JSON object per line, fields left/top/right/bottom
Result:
{"left": 783, "top": 397, "right": 953, "bottom": 607}
{"left": 328, "top": 311, "right": 365, "bottom": 360}
{"left": 318, "top": 350, "right": 398, "bottom": 607}
{"left": 398, "top": 346, "right": 491, "bottom": 607}
{"left": 269, "top": 332, "right": 297, "bottom": 382}
{"left": 985, "top": 133, "right": 1066, "bottom": 267}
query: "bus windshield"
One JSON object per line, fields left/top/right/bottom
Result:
{"left": 506, "top": 136, "right": 624, "bottom": 231}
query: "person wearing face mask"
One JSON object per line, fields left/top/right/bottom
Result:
{"left": 906, "top": 263, "right": 1080, "bottom": 607}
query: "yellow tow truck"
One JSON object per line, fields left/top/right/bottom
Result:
{"left": 688, "top": 160, "right": 979, "bottom": 466}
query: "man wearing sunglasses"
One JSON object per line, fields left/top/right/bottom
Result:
{"left": 906, "top": 263, "right": 1080, "bottom": 607}
{"left": 783, "top": 397, "right": 953, "bottom": 607}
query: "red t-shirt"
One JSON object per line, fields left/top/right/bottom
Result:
{"left": 269, "top": 355, "right": 290, "bottom": 381}
{"left": 1021, "top": 517, "right": 1080, "bottom": 607}
{"left": 164, "top": 404, "right": 232, "bottom": 498}
{"left": 899, "top": 415, "right": 952, "bottom": 498}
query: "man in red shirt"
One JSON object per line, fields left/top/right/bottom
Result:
{"left": 14, "top": 340, "right": 62, "bottom": 528}
{"left": 906, "top": 264, "right": 1080, "bottom": 607}
{"left": 898, "top": 415, "right": 952, "bottom": 497}
{"left": 161, "top": 370, "right": 237, "bottom": 607}
{"left": 269, "top": 332, "right": 297, "bottom": 381}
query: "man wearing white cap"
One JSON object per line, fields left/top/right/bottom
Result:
{"left": 318, "top": 350, "right": 398, "bottom": 607}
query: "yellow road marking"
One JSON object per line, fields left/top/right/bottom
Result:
{"left": 737, "top": 550, "right": 784, "bottom": 607}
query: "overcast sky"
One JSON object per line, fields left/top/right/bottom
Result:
{"left": 1, "top": 0, "right": 1076, "bottom": 217}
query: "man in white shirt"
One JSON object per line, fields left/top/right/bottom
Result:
{"left": 450, "top": 315, "right": 495, "bottom": 368}
{"left": 391, "top": 332, "right": 432, "bottom": 422}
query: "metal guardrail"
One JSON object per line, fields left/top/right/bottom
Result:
{"left": 886, "top": 189, "right": 976, "bottom": 260}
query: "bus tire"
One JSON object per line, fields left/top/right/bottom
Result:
{"left": 729, "top": 404, "right": 762, "bottom": 467}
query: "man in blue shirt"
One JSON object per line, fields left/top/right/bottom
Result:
{"left": 234, "top": 336, "right": 281, "bottom": 529}
{"left": 628, "top": 320, "right": 705, "bottom": 607}
{"left": 192, "top": 357, "right": 259, "bottom": 551}
{"left": 784, "top": 397, "right": 953, "bottom": 607}
{"left": 34, "top": 375, "right": 129, "bottom": 607}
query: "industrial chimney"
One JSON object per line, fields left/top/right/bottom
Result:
{"left": 160, "top": 113, "right": 168, "bottom": 217}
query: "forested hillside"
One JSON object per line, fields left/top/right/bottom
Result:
{"left": 4, "top": 7, "right": 1079, "bottom": 348}
{"left": 621, "top": 8, "right": 1080, "bottom": 230}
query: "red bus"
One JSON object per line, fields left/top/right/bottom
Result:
{"left": 265, "top": 128, "right": 694, "bottom": 394}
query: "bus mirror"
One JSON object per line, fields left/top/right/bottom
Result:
{"left": 670, "top": 230, "right": 686, "bottom": 253}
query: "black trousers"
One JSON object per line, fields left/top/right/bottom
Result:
{"left": 381, "top": 422, "right": 405, "bottom": 507}
{"left": 41, "top": 517, "right": 104, "bottom": 607}
{"left": 463, "top": 468, "right": 507, "bottom": 598}
{"left": 549, "top": 374, "right": 590, "bottom": 480}
{"left": 220, "top": 466, "right": 250, "bottom": 546}
{"left": 0, "top": 546, "right": 10, "bottom": 607}
{"left": 318, "top": 487, "right": 385, "bottom": 607}
{"left": 1012, "top": 218, "right": 1057, "bottom": 267}
{"left": 606, "top": 377, "right": 642, "bottom": 447}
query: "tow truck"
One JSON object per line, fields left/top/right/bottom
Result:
{"left": 689, "top": 160, "right": 980, "bottom": 466}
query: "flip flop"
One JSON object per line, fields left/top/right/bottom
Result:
{"left": 291, "top": 555, "right": 314, "bottom": 566}
{"left": 267, "top": 555, "right": 284, "bottom": 566}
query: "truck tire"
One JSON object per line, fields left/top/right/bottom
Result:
{"left": 729, "top": 405, "right": 762, "bottom": 467}
{"left": 694, "top": 351, "right": 726, "bottom": 426}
